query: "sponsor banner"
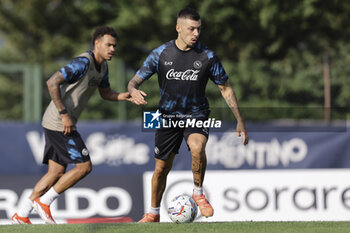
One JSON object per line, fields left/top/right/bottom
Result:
{"left": 0, "top": 174, "right": 144, "bottom": 223}
{"left": 205, "top": 129, "right": 350, "bottom": 170}
{"left": 143, "top": 170, "right": 350, "bottom": 221}
{"left": 0, "top": 122, "right": 349, "bottom": 175}
{"left": 0, "top": 122, "right": 152, "bottom": 175}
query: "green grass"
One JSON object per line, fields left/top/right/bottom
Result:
{"left": 1, "top": 222, "right": 350, "bottom": 233}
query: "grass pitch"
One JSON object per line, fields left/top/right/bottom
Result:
{"left": 1, "top": 222, "right": 350, "bottom": 233}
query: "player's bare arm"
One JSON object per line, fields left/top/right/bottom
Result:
{"left": 128, "top": 74, "right": 148, "bottom": 105}
{"left": 98, "top": 87, "right": 134, "bottom": 103}
{"left": 46, "top": 71, "right": 73, "bottom": 135}
{"left": 218, "top": 80, "right": 249, "bottom": 145}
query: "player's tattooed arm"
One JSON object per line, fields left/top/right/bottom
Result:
{"left": 218, "top": 81, "right": 249, "bottom": 145}
{"left": 127, "top": 75, "right": 144, "bottom": 94}
{"left": 46, "top": 71, "right": 66, "bottom": 112}
{"left": 218, "top": 81, "right": 242, "bottom": 120}
{"left": 98, "top": 87, "right": 134, "bottom": 103}
{"left": 127, "top": 75, "right": 148, "bottom": 105}
{"left": 47, "top": 71, "right": 73, "bottom": 135}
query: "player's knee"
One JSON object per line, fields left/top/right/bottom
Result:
{"left": 47, "top": 170, "right": 65, "bottom": 181}
{"left": 154, "top": 167, "right": 164, "bottom": 176}
{"left": 76, "top": 163, "right": 92, "bottom": 177}
{"left": 154, "top": 166, "right": 170, "bottom": 177}
{"left": 189, "top": 142, "right": 205, "bottom": 156}
{"left": 84, "top": 164, "right": 92, "bottom": 175}
{"left": 83, "top": 163, "right": 92, "bottom": 175}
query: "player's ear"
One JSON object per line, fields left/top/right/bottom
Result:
{"left": 176, "top": 18, "right": 183, "bottom": 33}
{"left": 94, "top": 37, "right": 100, "bottom": 48}
{"left": 176, "top": 23, "right": 181, "bottom": 33}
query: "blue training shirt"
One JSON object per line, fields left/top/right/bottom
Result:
{"left": 59, "top": 51, "right": 110, "bottom": 88}
{"left": 136, "top": 40, "right": 228, "bottom": 118}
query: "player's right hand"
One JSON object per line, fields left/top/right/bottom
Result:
{"left": 131, "top": 89, "right": 148, "bottom": 105}
{"left": 61, "top": 114, "right": 73, "bottom": 135}
{"left": 236, "top": 120, "right": 249, "bottom": 145}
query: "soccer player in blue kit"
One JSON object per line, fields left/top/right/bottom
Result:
{"left": 11, "top": 26, "right": 134, "bottom": 224}
{"left": 128, "top": 8, "right": 249, "bottom": 222}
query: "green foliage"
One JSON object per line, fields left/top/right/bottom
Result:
{"left": 0, "top": 0, "right": 349, "bottom": 121}
{"left": 0, "top": 73, "right": 22, "bottom": 119}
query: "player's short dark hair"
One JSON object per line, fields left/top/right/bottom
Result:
{"left": 92, "top": 26, "right": 118, "bottom": 45}
{"left": 177, "top": 8, "right": 200, "bottom": 21}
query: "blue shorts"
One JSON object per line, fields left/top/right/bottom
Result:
{"left": 43, "top": 128, "right": 90, "bottom": 166}
{"left": 154, "top": 126, "right": 209, "bottom": 160}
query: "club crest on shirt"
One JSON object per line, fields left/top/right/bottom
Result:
{"left": 154, "top": 146, "right": 160, "bottom": 155}
{"left": 82, "top": 148, "right": 89, "bottom": 156}
{"left": 193, "top": 60, "right": 202, "bottom": 69}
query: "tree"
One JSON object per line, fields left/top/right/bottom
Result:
{"left": 0, "top": 0, "right": 349, "bottom": 121}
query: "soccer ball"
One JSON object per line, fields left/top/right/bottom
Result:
{"left": 167, "top": 194, "right": 198, "bottom": 223}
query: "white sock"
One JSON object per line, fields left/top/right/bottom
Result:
{"left": 17, "top": 198, "right": 34, "bottom": 217}
{"left": 150, "top": 207, "right": 160, "bottom": 215}
{"left": 40, "top": 187, "right": 60, "bottom": 205}
{"left": 193, "top": 186, "right": 203, "bottom": 195}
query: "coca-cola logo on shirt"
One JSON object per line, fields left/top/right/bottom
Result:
{"left": 166, "top": 69, "right": 199, "bottom": 81}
